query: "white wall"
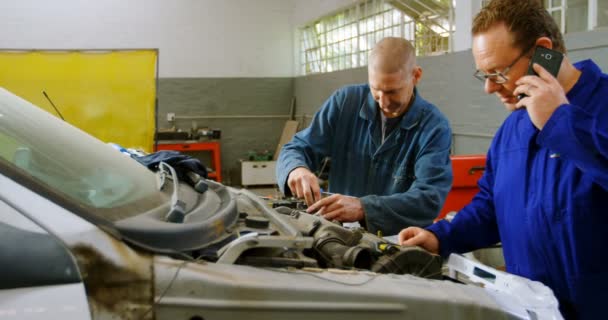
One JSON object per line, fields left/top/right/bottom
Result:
{"left": 0, "top": 0, "right": 295, "bottom": 77}
{"left": 454, "top": 0, "right": 482, "bottom": 52}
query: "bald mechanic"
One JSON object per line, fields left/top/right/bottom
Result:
{"left": 276, "top": 37, "right": 452, "bottom": 236}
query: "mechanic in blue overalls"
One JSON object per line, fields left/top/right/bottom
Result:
{"left": 277, "top": 37, "right": 453, "bottom": 236}
{"left": 398, "top": 1, "right": 608, "bottom": 319}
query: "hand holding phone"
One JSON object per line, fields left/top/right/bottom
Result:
{"left": 517, "top": 46, "right": 564, "bottom": 100}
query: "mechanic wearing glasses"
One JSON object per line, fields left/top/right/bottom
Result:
{"left": 276, "top": 37, "right": 452, "bottom": 236}
{"left": 398, "top": 0, "right": 608, "bottom": 319}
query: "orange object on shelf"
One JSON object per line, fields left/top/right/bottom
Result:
{"left": 154, "top": 141, "right": 222, "bottom": 182}
{"left": 437, "top": 154, "right": 486, "bottom": 221}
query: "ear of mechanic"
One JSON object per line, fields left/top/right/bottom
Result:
{"left": 276, "top": 37, "right": 453, "bottom": 237}
{"left": 399, "top": 1, "right": 608, "bottom": 319}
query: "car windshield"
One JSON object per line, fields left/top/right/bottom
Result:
{"left": 0, "top": 87, "right": 170, "bottom": 221}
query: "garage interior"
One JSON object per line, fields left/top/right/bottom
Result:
{"left": 1, "top": 0, "right": 607, "bottom": 187}
{"left": 1, "top": 0, "right": 607, "bottom": 319}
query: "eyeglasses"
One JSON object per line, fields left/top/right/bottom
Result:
{"left": 473, "top": 46, "right": 534, "bottom": 84}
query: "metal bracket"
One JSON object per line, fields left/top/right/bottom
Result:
{"left": 217, "top": 233, "right": 314, "bottom": 264}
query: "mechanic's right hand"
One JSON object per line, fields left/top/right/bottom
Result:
{"left": 398, "top": 227, "right": 440, "bottom": 254}
{"left": 287, "top": 167, "right": 321, "bottom": 206}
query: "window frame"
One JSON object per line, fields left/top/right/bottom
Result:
{"left": 298, "top": 0, "right": 454, "bottom": 75}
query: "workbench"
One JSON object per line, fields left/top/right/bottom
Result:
{"left": 155, "top": 140, "right": 222, "bottom": 182}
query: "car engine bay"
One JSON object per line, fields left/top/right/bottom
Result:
{"left": 115, "top": 172, "right": 442, "bottom": 279}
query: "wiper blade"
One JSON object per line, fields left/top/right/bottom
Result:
{"left": 158, "top": 162, "right": 187, "bottom": 223}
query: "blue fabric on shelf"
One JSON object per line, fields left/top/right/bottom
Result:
{"left": 133, "top": 150, "right": 208, "bottom": 182}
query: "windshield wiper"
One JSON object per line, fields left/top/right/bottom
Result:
{"left": 158, "top": 162, "right": 187, "bottom": 223}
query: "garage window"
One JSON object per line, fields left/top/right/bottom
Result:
{"left": 299, "top": 0, "right": 455, "bottom": 75}
{"left": 543, "top": 0, "right": 606, "bottom": 32}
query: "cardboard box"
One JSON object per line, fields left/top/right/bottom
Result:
{"left": 241, "top": 160, "right": 277, "bottom": 186}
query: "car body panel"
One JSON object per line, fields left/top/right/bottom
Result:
{"left": 0, "top": 284, "right": 91, "bottom": 320}
{"left": 0, "top": 173, "right": 154, "bottom": 319}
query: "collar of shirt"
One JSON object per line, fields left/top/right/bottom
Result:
{"left": 516, "top": 59, "right": 602, "bottom": 145}
{"left": 566, "top": 59, "right": 602, "bottom": 109}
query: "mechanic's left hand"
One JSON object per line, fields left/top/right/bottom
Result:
{"left": 306, "top": 194, "right": 364, "bottom": 222}
{"left": 513, "top": 63, "right": 569, "bottom": 130}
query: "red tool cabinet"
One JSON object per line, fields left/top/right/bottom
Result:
{"left": 437, "top": 155, "right": 486, "bottom": 220}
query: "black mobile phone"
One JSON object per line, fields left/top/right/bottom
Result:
{"left": 527, "top": 46, "right": 563, "bottom": 77}
{"left": 517, "top": 46, "right": 564, "bottom": 100}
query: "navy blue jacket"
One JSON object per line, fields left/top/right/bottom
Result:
{"left": 428, "top": 60, "right": 608, "bottom": 319}
{"left": 277, "top": 84, "right": 452, "bottom": 236}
